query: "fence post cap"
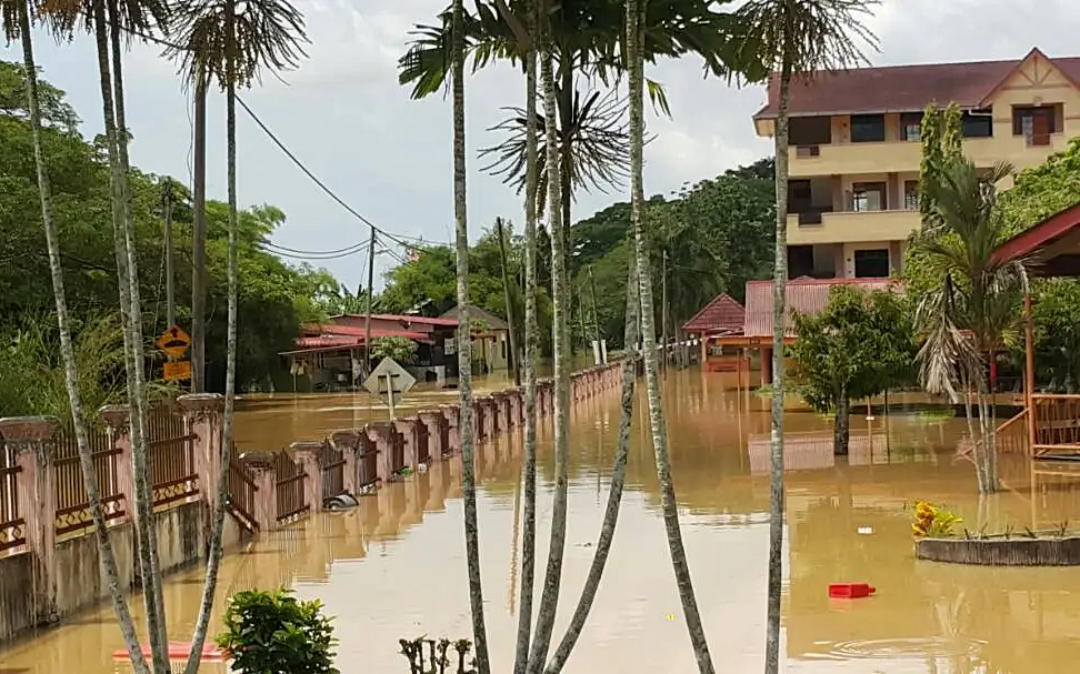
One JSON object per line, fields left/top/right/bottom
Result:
{"left": 364, "top": 422, "right": 393, "bottom": 439}
{"left": 0, "top": 416, "right": 60, "bottom": 442}
{"left": 177, "top": 393, "right": 225, "bottom": 415}
{"left": 330, "top": 429, "right": 361, "bottom": 448}
{"left": 239, "top": 451, "right": 275, "bottom": 469}
{"left": 99, "top": 404, "right": 132, "bottom": 430}
{"left": 392, "top": 417, "right": 420, "bottom": 432}
{"left": 289, "top": 440, "right": 324, "bottom": 457}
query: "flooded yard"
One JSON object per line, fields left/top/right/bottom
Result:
{"left": 1, "top": 371, "right": 1078, "bottom": 672}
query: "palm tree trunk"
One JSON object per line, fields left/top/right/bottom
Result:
{"left": 526, "top": 2, "right": 571, "bottom": 669}
{"left": 191, "top": 70, "right": 208, "bottom": 392}
{"left": 19, "top": 9, "right": 147, "bottom": 673}
{"left": 543, "top": 255, "right": 639, "bottom": 674}
{"left": 105, "top": 11, "right": 169, "bottom": 667}
{"left": 496, "top": 217, "right": 521, "bottom": 385}
{"left": 183, "top": 2, "right": 238, "bottom": 669}
{"left": 558, "top": 52, "right": 573, "bottom": 294}
{"left": 765, "top": 58, "right": 793, "bottom": 674}
{"left": 451, "top": 0, "right": 491, "bottom": 670}
{"left": 513, "top": 4, "right": 540, "bottom": 667}
{"left": 627, "top": 0, "right": 714, "bottom": 671}
{"left": 93, "top": 6, "right": 168, "bottom": 672}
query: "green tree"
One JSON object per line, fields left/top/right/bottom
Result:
{"left": 790, "top": 286, "right": 915, "bottom": 454}
{"left": 1030, "top": 279, "right": 1080, "bottom": 393}
{"left": 217, "top": 589, "right": 339, "bottom": 674}
{"left": 167, "top": 0, "right": 310, "bottom": 670}
{"left": 732, "top": 1, "right": 878, "bottom": 671}
{"left": 369, "top": 336, "right": 418, "bottom": 364}
{"left": 914, "top": 158, "right": 1022, "bottom": 494}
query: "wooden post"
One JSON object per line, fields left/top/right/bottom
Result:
{"left": 1025, "top": 290, "right": 1036, "bottom": 451}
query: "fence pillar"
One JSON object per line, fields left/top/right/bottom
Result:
{"left": 440, "top": 404, "right": 460, "bottom": 454}
{"left": 471, "top": 399, "right": 486, "bottom": 441}
{"left": 291, "top": 441, "right": 324, "bottom": 513}
{"left": 177, "top": 393, "right": 225, "bottom": 515}
{"left": 0, "top": 416, "right": 59, "bottom": 623}
{"left": 242, "top": 453, "right": 277, "bottom": 531}
{"left": 393, "top": 418, "right": 422, "bottom": 468}
{"left": 330, "top": 430, "right": 361, "bottom": 495}
{"left": 507, "top": 388, "right": 522, "bottom": 427}
{"left": 478, "top": 396, "right": 497, "bottom": 439}
{"left": 492, "top": 392, "right": 511, "bottom": 433}
{"left": 99, "top": 405, "right": 136, "bottom": 523}
{"left": 365, "top": 423, "right": 396, "bottom": 482}
{"left": 418, "top": 412, "right": 444, "bottom": 460}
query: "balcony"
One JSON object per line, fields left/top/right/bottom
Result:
{"left": 790, "top": 133, "right": 1073, "bottom": 178}
{"left": 787, "top": 209, "right": 920, "bottom": 246}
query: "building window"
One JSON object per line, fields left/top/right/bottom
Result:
{"left": 854, "top": 249, "right": 890, "bottom": 278}
{"left": 904, "top": 180, "right": 919, "bottom": 210}
{"left": 961, "top": 110, "right": 993, "bottom": 138}
{"left": 788, "top": 245, "right": 815, "bottom": 279}
{"left": 1013, "top": 106, "right": 1057, "bottom": 145}
{"left": 790, "top": 116, "right": 832, "bottom": 146}
{"left": 851, "top": 182, "right": 886, "bottom": 212}
{"left": 850, "top": 114, "right": 885, "bottom": 143}
{"left": 900, "top": 112, "right": 922, "bottom": 141}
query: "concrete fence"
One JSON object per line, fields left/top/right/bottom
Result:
{"left": 0, "top": 360, "right": 625, "bottom": 642}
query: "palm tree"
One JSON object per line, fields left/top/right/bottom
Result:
{"left": 166, "top": 1, "right": 307, "bottom": 671}
{"left": 526, "top": 0, "right": 572, "bottom": 669}
{"left": 3, "top": 2, "right": 149, "bottom": 671}
{"left": 447, "top": 0, "right": 491, "bottom": 669}
{"left": 915, "top": 158, "right": 1023, "bottom": 494}
{"left": 625, "top": 0, "right": 714, "bottom": 670}
{"left": 733, "top": 2, "right": 878, "bottom": 670}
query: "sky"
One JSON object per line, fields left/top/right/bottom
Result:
{"left": 4, "top": 0, "right": 1079, "bottom": 291}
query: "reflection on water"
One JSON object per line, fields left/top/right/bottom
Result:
{"left": 3, "top": 371, "right": 1080, "bottom": 672}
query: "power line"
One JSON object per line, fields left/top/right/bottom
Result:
{"left": 262, "top": 238, "right": 369, "bottom": 257}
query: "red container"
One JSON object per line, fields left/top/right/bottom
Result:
{"left": 828, "top": 582, "right": 875, "bottom": 599}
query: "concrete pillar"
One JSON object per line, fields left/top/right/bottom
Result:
{"left": 0, "top": 416, "right": 59, "bottom": 623}
{"left": 494, "top": 392, "right": 511, "bottom": 431}
{"left": 481, "top": 396, "right": 498, "bottom": 438}
{"left": 364, "top": 423, "right": 397, "bottom": 482}
{"left": 507, "top": 388, "right": 523, "bottom": 426}
{"left": 330, "top": 430, "right": 361, "bottom": 495}
{"left": 99, "top": 404, "right": 136, "bottom": 523}
{"left": 418, "top": 412, "right": 444, "bottom": 460}
{"left": 242, "top": 452, "right": 277, "bottom": 531}
{"left": 471, "top": 399, "right": 486, "bottom": 441}
{"left": 392, "top": 417, "right": 422, "bottom": 468}
{"left": 177, "top": 393, "right": 225, "bottom": 515}
{"left": 440, "top": 404, "right": 460, "bottom": 454}
{"left": 291, "top": 441, "right": 323, "bottom": 513}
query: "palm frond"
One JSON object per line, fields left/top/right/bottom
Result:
{"left": 916, "top": 275, "right": 981, "bottom": 401}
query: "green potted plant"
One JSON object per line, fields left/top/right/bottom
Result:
{"left": 217, "top": 588, "right": 339, "bottom": 673}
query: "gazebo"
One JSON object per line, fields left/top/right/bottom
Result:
{"left": 991, "top": 201, "right": 1080, "bottom": 458}
{"left": 680, "top": 293, "right": 746, "bottom": 372}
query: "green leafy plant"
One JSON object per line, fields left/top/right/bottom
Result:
{"left": 370, "top": 336, "right": 419, "bottom": 364}
{"left": 217, "top": 588, "right": 339, "bottom": 674}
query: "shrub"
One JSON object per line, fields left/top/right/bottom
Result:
{"left": 217, "top": 588, "right": 338, "bottom": 674}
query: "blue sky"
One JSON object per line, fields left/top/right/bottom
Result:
{"left": 5, "top": 0, "right": 1078, "bottom": 291}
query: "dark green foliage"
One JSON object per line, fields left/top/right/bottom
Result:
{"left": 789, "top": 285, "right": 916, "bottom": 413}
{"left": 1031, "top": 279, "right": 1080, "bottom": 393}
{"left": 217, "top": 588, "right": 338, "bottom": 674}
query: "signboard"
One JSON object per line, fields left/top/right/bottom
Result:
{"left": 157, "top": 325, "right": 192, "bottom": 358}
{"left": 363, "top": 357, "right": 416, "bottom": 412}
{"left": 163, "top": 360, "right": 192, "bottom": 381}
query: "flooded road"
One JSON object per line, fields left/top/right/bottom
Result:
{"left": 3, "top": 371, "right": 1080, "bottom": 672}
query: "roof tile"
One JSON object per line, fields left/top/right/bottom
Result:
{"left": 743, "top": 277, "right": 903, "bottom": 338}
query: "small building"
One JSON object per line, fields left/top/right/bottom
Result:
{"left": 440, "top": 304, "right": 512, "bottom": 375}
{"left": 681, "top": 293, "right": 746, "bottom": 373}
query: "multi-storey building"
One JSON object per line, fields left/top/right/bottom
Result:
{"left": 752, "top": 47, "right": 1080, "bottom": 279}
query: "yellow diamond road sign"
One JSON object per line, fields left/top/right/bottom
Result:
{"left": 157, "top": 324, "right": 192, "bottom": 359}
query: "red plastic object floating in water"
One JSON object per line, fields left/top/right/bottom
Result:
{"left": 828, "top": 582, "right": 875, "bottom": 599}
{"left": 111, "top": 642, "right": 226, "bottom": 662}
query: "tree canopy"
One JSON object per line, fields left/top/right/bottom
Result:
{"left": 0, "top": 60, "right": 334, "bottom": 412}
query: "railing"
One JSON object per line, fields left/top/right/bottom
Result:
{"left": 273, "top": 451, "right": 308, "bottom": 523}
{"left": 318, "top": 441, "right": 345, "bottom": 502}
{"left": 1031, "top": 394, "right": 1080, "bottom": 456}
{"left": 0, "top": 462, "right": 23, "bottom": 552}
{"left": 358, "top": 437, "right": 379, "bottom": 490}
{"left": 995, "top": 408, "right": 1030, "bottom": 455}
{"left": 147, "top": 408, "right": 199, "bottom": 507}
{"left": 227, "top": 454, "right": 259, "bottom": 533}
{"left": 415, "top": 422, "right": 430, "bottom": 464}
{"left": 389, "top": 428, "right": 406, "bottom": 476}
{"left": 53, "top": 425, "right": 125, "bottom": 536}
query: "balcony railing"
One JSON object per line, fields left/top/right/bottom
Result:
{"left": 787, "top": 209, "right": 919, "bottom": 245}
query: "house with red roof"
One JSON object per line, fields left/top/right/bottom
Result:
{"left": 753, "top": 47, "right": 1080, "bottom": 281}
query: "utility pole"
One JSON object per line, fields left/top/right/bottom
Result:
{"left": 495, "top": 217, "right": 520, "bottom": 386}
{"left": 662, "top": 250, "right": 670, "bottom": 370}
{"left": 363, "top": 227, "right": 376, "bottom": 377}
{"left": 587, "top": 265, "right": 601, "bottom": 360}
{"left": 163, "top": 179, "right": 175, "bottom": 328}
{"left": 191, "top": 71, "right": 207, "bottom": 392}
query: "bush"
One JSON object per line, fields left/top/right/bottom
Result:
{"left": 217, "top": 588, "right": 339, "bottom": 674}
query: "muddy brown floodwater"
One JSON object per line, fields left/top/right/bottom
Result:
{"left": 3, "top": 371, "right": 1080, "bottom": 673}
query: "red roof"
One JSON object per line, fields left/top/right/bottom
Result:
{"left": 754, "top": 48, "right": 1080, "bottom": 119}
{"left": 681, "top": 293, "right": 745, "bottom": 334}
{"left": 991, "top": 201, "right": 1080, "bottom": 275}
{"left": 330, "top": 313, "right": 458, "bottom": 327}
{"left": 301, "top": 323, "right": 429, "bottom": 340}
{"left": 743, "top": 277, "right": 903, "bottom": 338}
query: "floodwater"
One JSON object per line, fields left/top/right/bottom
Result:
{"left": 3, "top": 371, "right": 1080, "bottom": 673}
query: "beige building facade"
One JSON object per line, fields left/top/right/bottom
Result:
{"left": 753, "top": 48, "right": 1080, "bottom": 279}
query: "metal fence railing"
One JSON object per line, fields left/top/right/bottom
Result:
{"left": 0, "top": 459, "right": 24, "bottom": 552}
{"left": 53, "top": 425, "right": 125, "bottom": 536}
{"left": 147, "top": 408, "right": 199, "bottom": 507}
{"left": 273, "top": 451, "right": 307, "bottom": 523}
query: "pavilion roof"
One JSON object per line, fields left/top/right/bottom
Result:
{"left": 743, "top": 277, "right": 903, "bottom": 338}
{"left": 681, "top": 293, "right": 745, "bottom": 334}
{"left": 991, "top": 200, "right": 1080, "bottom": 276}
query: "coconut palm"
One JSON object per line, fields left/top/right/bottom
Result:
{"left": 733, "top": 1, "right": 878, "bottom": 670}
{"left": 624, "top": 0, "right": 714, "bottom": 670}
{"left": 2, "top": 2, "right": 149, "bottom": 670}
{"left": 166, "top": 1, "right": 308, "bottom": 671}
{"left": 915, "top": 158, "right": 1023, "bottom": 494}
